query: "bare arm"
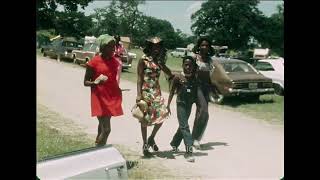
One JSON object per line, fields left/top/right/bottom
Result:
{"left": 167, "top": 76, "right": 179, "bottom": 114}
{"left": 136, "top": 58, "right": 145, "bottom": 102}
{"left": 84, "top": 66, "right": 96, "bottom": 87}
{"left": 158, "top": 63, "right": 174, "bottom": 80}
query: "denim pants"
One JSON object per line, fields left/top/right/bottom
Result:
{"left": 192, "top": 86, "right": 209, "bottom": 141}
{"left": 170, "top": 101, "right": 194, "bottom": 153}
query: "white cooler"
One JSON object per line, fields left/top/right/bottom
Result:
{"left": 37, "top": 145, "right": 128, "bottom": 179}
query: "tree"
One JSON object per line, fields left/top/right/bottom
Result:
{"left": 54, "top": 11, "right": 93, "bottom": 39}
{"left": 37, "top": 0, "right": 93, "bottom": 30}
{"left": 89, "top": 3, "right": 120, "bottom": 37}
{"left": 191, "top": 0, "right": 264, "bottom": 50}
{"left": 113, "top": 0, "right": 145, "bottom": 38}
{"left": 263, "top": 4, "right": 284, "bottom": 56}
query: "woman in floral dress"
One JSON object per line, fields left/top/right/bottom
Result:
{"left": 136, "top": 37, "right": 174, "bottom": 156}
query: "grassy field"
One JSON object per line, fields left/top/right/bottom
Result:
{"left": 37, "top": 103, "right": 176, "bottom": 179}
{"left": 37, "top": 104, "right": 93, "bottom": 161}
{"left": 124, "top": 48, "right": 284, "bottom": 124}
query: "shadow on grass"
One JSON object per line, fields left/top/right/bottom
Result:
{"left": 221, "top": 97, "right": 275, "bottom": 108}
{"left": 122, "top": 69, "right": 134, "bottom": 73}
{"left": 126, "top": 160, "right": 139, "bottom": 170}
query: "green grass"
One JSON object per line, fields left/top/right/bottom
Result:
{"left": 36, "top": 48, "right": 42, "bottom": 56}
{"left": 37, "top": 104, "right": 93, "bottom": 161}
{"left": 123, "top": 49, "right": 284, "bottom": 124}
{"left": 37, "top": 103, "right": 176, "bottom": 179}
{"left": 219, "top": 95, "right": 284, "bottom": 124}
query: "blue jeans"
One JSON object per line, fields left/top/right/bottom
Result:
{"left": 170, "top": 101, "right": 194, "bottom": 153}
{"left": 192, "top": 86, "right": 209, "bottom": 141}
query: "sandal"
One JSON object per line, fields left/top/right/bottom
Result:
{"left": 148, "top": 137, "right": 159, "bottom": 152}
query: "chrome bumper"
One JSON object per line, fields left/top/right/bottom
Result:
{"left": 229, "top": 88, "right": 274, "bottom": 94}
{"left": 122, "top": 63, "right": 132, "bottom": 68}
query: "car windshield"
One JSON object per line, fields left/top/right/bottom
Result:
{"left": 82, "top": 43, "right": 91, "bottom": 51}
{"left": 64, "top": 41, "right": 80, "bottom": 47}
{"left": 254, "top": 62, "right": 275, "bottom": 71}
{"left": 223, "top": 62, "right": 256, "bottom": 73}
{"left": 90, "top": 44, "right": 98, "bottom": 52}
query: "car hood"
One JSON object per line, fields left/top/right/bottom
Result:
{"left": 227, "top": 72, "right": 271, "bottom": 82}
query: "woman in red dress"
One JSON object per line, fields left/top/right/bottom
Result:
{"left": 84, "top": 34, "right": 123, "bottom": 146}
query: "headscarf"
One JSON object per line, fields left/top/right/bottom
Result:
{"left": 95, "top": 34, "right": 115, "bottom": 53}
{"left": 96, "top": 34, "right": 115, "bottom": 46}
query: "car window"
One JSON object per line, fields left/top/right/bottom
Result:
{"left": 223, "top": 62, "right": 256, "bottom": 73}
{"left": 91, "top": 44, "right": 98, "bottom": 51}
{"left": 51, "top": 40, "right": 60, "bottom": 46}
{"left": 63, "top": 41, "right": 79, "bottom": 47}
{"left": 82, "top": 44, "right": 91, "bottom": 51}
{"left": 254, "top": 62, "right": 275, "bottom": 71}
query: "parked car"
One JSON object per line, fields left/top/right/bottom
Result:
{"left": 41, "top": 38, "right": 82, "bottom": 62}
{"left": 119, "top": 48, "right": 133, "bottom": 70}
{"left": 209, "top": 57, "right": 275, "bottom": 104}
{"left": 128, "top": 52, "right": 137, "bottom": 59}
{"left": 72, "top": 43, "right": 98, "bottom": 64}
{"left": 171, "top": 48, "right": 187, "bottom": 58}
{"left": 253, "top": 58, "right": 284, "bottom": 96}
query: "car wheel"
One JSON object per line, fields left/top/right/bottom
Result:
{"left": 273, "top": 83, "right": 284, "bottom": 96}
{"left": 209, "top": 91, "right": 224, "bottom": 104}
{"left": 247, "top": 95, "right": 260, "bottom": 102}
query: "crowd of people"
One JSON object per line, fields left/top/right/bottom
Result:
{"left": 84, "top": 34, "right": 219, "bottom": 162}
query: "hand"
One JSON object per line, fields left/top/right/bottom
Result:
{"left": 166, "top": 106, "right": 171, "bottom": 115}
{"left": 119, "top": 88, "right": 122, "bottom": 97}
{"left": 94, "top": 79, "right": 105, "bottom": 85}
{"left": 136, "top": 96, "right": 142, "bottom": 103}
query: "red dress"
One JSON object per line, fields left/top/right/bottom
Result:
{"left": 87, "top": 55, "right": 123, "bottom": 117}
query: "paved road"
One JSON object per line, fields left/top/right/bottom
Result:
{"left": 37, "top": 56, "right": 284, "bottom": 179}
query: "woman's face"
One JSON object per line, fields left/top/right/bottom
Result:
{"left": 151, "top": 43, "right": 161, "bottom": 56}
{"left": 199, "top": 40, "right": 209, "bottom": 55}
{"left": 102, "top": 41, "right": 115, "bottom": 57}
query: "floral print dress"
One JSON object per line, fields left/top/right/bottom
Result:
{"left": 141, "top": 55, "right": 168, "bottom": 126}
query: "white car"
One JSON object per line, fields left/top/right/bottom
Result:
{"left": 128, "top": 52, "right": 137, "bottom": 59}
{"left": 171, "top": 48, "right": 187, "bottom": 58}
{"left": 254, "top": 58, "right": 284, "bottom": 95}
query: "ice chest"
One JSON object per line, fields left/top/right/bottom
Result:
{"left": 37, "top": 145, "right": 128, "bottom": 179}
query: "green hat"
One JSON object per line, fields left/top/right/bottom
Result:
{"left": 96, "top": 34, "right": 115, "bottom": 46}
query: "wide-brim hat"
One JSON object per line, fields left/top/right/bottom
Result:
{"left": 145, "top": 37, "right": 163, "bottom": 45}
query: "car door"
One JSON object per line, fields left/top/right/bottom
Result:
{"left": 52, "top": 40, "right": 62, "bottom": 58}
{"left": 47, "top": 40, "right": 58, "bottom": 57}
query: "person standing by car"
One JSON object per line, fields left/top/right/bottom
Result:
{"left": 167, "top": 56, "right": 198, "bottom": 162}
{"left": 114, "top": 35, "right": 126, "bottom": 84}
{"left": 84, "top": 34, "right": 123, "bottom": 146}
{"left": 191, "top": 37, "right": 216, "bottom": 149}
{"left": 136, "top": 37, "right": 174, "bottom": 157}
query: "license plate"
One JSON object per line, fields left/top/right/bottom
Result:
{"left": 248, "top": 83, "right": 258, "bottom": 89}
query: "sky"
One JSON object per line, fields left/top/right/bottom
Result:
{"left": 71, "top": 0, "right": 284, "bottom": 35}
